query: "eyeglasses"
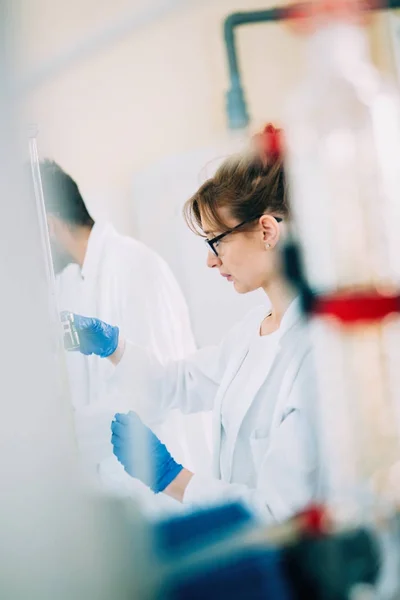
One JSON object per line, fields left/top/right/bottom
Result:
{"left": 205, "top": 216, "right": 283, "bottom": 257}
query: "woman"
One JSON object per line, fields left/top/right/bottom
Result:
{"left": 73, "top": 125, "right": 322, "bottom": 523}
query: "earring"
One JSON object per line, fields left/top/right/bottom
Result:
{"left": 265, "top": 243, "right": 271, "bottom": 249}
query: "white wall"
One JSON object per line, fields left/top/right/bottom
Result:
{"left": 19, "top": 0, "right": 306, "bottom": 227}
{"left": 18, "top": 1, "right": 396, "bottom": 344}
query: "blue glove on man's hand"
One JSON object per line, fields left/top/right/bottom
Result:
{"left": 72, "top": 314, "right": 119, "bottom": 358}
{"left": 111, "top": 412, "right": 183, "bottom": 494}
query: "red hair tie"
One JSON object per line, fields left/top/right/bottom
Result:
{"left": 253, "top": 123, "right": 284, "bottom": 165}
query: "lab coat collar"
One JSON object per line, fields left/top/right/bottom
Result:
{"left": 81, "top": 221, "right": 115, "bottom": 281}
{"left": 277, "top": 296, "right": 304, "bottom": 340}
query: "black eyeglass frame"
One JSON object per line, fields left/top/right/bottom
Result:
{"left": 205, "top": 215, "right": 283, "bottom": 257}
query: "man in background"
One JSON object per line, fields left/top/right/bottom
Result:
{"left": 40, "top": 159, "right": 209, "bottom": 511}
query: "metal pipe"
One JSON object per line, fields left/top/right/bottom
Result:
{"left": 224, "top": 0, "right": 400, "bottom": 130}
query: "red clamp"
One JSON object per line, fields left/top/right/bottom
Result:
{"left": 286, "top": 0, "right": 379, "bottom": 33}
{"left": 253, "top": 123, "right": 284, "bottom": 165}
{"left": 296, "top": 504, "right": 331, "bottom": 536}
{"left": 312, "top": 291, "right": 400, "bottom": 324}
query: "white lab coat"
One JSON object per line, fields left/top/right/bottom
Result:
{"left": 57, "top": 222, "right": 211, "bottom": 507}
{"left": 112, "top": 299, "right": 324, "bottom": 523}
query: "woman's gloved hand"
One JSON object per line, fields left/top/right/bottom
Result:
{"left": 72, "top": 313, "right": 119, "bottom": 358}
{"left": 111, "top": 412, "right": 183, "bottom": 494}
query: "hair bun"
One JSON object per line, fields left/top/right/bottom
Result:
{"left": 253, "top": 123, "right": 284, "bottom": 165}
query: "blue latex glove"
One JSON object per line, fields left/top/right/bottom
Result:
{"left": 111, "top": 412, "right": 183, "bottom": 494}
{"left": 71, "top": 313, "right": 119, "bottom": 358}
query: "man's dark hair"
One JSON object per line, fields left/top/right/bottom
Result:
{"left": 40, "top": 159, "right": 94, "bottom": 227}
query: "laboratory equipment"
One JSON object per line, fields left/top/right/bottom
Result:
{"left": 61, "top": 310, "right": 80, "bottom": 351}
{"left": 223, "top": 0, "right": 400, "bottom": 131}
{"left": 0, "top": 23, "right": 144, "bottom": 597}
{"left": 285, "top": 0, "right": 400, "bottom": 513}
{"left": 284, "top": 0, "right": 400, "bottom": 596}
{"left": 152, "top": 502, "right": 380, "bottom": 599}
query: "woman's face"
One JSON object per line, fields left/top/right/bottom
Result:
{"left": 202, "top": 207, "right": 282, "bottom": 294}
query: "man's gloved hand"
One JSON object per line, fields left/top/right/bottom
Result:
{"left": 72, "top": 314, "right": 119, "bottom": 358}
{"left": 111, "top": 412, "right": 183, "bottom": 494}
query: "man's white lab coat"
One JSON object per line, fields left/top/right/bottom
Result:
{"left": 57, "top": 222, "right": 210, "bottom": 505}
{"left": 112, "top": 299, "right": 324, "bottom": 523}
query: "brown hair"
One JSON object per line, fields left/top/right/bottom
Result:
{"left": 183, "top": 149, "right": 289, "bottom": 237}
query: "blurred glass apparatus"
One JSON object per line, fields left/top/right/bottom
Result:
{"left": 61, "top": 311, "right": 80, "bottom": 351}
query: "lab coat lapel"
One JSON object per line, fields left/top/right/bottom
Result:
{"left": 81, "top": 223, "right": 113, "bottom": 405}
{"left": 224, "top": 340, "right": 280, "bottom": 479}
{"left": 211, "top": 339, "right": 251, "bottom": 477}
{"left": 221, "top": 299, "right": 303, "bottom": 481}
{"left": 269, "top": 327, "right": 306, "bottom": 435}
